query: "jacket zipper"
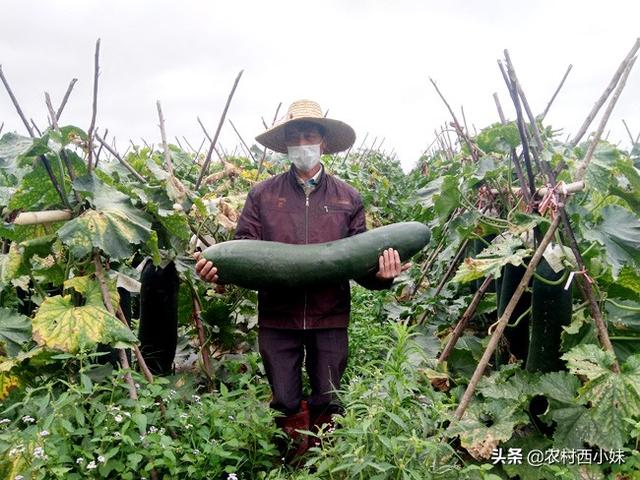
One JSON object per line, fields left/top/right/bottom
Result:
{"left": 303, "top": 192, "right": 309, "bottom": 329}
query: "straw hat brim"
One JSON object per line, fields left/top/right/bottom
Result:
{"left": 255, "top": 117, "right": 356, "bottom": 154}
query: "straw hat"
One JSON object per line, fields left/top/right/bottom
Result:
{"left": 255, "top": 100, "right": 356, "bottom": 154}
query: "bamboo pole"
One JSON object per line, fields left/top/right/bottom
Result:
{"left": 195, "top": 70, "right": 244, "bottom": 189}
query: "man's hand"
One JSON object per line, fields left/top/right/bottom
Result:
{"left": 375, "top": 248, "right": 411, "bottom": 280}
{"left": 193, "top": 251, "right": 226, "bottom": 293}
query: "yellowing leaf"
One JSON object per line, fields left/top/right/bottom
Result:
{"left": 32, "top": 295, "right": 137, "bottom": 353}
{"left": 447, "top": 399, "right": 528, "bottom": 460}
{"left": 64, "top": 275, "right": 120, "bottom": 311}
{"left": 0, "top": 370, "right": 20, "bottom": 400}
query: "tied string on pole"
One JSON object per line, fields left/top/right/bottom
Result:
{"left": 537, "top": 181, "right": 569, "bottom": 219}
{"left": 564, "top": 269, "right": 595, "bottom": 291}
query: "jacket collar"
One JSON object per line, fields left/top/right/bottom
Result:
{"left": 288, "top": 162, "right": 326, "bottom": 190}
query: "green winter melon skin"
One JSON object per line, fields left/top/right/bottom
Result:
{"left": 202, "top": 222, "right": 430, "bottom": 290}
{"left": 495, "top": 262, "right": 531, "bottom": 365}
{"left": 526, "top": 258, "right": 573, "bottom": 373}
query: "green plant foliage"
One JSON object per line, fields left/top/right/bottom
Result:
{"left": 57, "top": 175, "right": 153, "bottom": 260}
{"left": 453, "top": 236, "right": 531, "bottom": 283}
{"left": 555, "top": 345, "right": 640, "bottom": 449}
{"left": 32, "top": 294, "right": 137, "bottom": 353}
{"left": 582, "top": 205, "right": 640, "bottom": 278}
{"left": 0, "top": 308, "right": 31, "bottom": 357}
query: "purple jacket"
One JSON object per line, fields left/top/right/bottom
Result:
{"left": 234, "top": 164, "right": 392, "bottom": 329}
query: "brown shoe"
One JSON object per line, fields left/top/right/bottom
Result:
{"left": 275, "top": 401, "right": 310, "bottom": 463}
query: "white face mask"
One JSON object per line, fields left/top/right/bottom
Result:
{"left": 288, "top": 144, "right": 321, "bottom": 172}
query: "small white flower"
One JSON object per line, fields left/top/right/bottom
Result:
{"left": 227, "top": 474, "right": 238, "bottom": 480}
{"left": 180, "top": 413, "right": 188, "bottom": 419}
{"left": 228, "top": 415, "right": 234, "bottom": 420}
{"left": 149, "top": 426, "right": 158, "bottom": 434}
{"left": 39, "top": 430, "right": 50, "bottom": 437}
{"left": 114, "top": 414, "right": 123, "bottom": 423}
{"left": 193, "top": 449, "right": 200, "bottom": 455}
{"left": 0, "top": 418, "right": 10, "bottom": 424}
{"left": 76, "top": 457, "right": 84, "bottom": 464}
{"left": 87, "top": 460, "right": 97, "bottom": 470}
{"left": 14, "top": 475, "right": 24, "bottom": 480}
{"left": 21, "top": 415, "right": 35, "bottom": 423}
{"left": 114, "top": 432, "right": 121, "bottom": 438}
{"left": 154, "top": 401, "right": 161, "bottom": 406}
{"left": 33, "top": 446, "right": 46, "bottom": 459}
{"left": 98, "top": 455, "right": 106, "bottom": 464}
{"left": 9, "top": 447, "right": 20, "bottom": 456}
{"left": 191, "top": 394, "right": 201, "bottom": 403}
{"left": 185, "top": 423, "right": 193, "bottom": 430}
{"left": 135, "top": 383, "right": 140, "bottom": 388}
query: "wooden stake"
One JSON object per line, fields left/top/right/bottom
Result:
{"left": 95, "top": 133, "right": 147, "bottom": 183}
{"left": 93, "top": 252, "right": 138, "bottom": 400}
{"left": 195, "top": 70, "right": 244, "bottom": 189}
{"left": 156, "top": 101, "right": 174, "bottom": 177}
{"left": 56, "top": 78, "right": 78, "bottom": 121}
{"left": 570, "top": 38, "right": 640, "bottom": 147}
{"left": 576, "top": 57, "right": 637, "bottom": 180}
{"left": 439, "top": 275, "right": 494, "bottom": 364}
{"left": 0, "top": 65, "right": 34, "bottom": 137}
{"left": 87, "top": 39, "right": 101, "bottom": 174}
{"left": 541, "top": 64, "right": 572, "bottom": 120}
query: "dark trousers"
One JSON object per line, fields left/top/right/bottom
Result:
{"left": 258, "top": 327, "right": 348, "bottom": 416}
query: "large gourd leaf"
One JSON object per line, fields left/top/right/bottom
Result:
{"left": 551, "top": 345, "right": 640, "bottom": 449}
{"left": 32, "top": 294, "right": 137, "bottom": 353}
{"left": 447, "top": 399, "right": 528, "bottom": 460}
{"left": 0, "top": 308, "right": 31, "bottom": 356}
{"left": 582, "top": 205, "right": 640, "bottom": 278}
{"left": 0, "top": 243, "right": 26, "bottom": 290}
{"left": 453, "top": 235, "right": 531, "bottom": 283}
{"left": 0, "top": 132, "right": 32, "bottom": 183}
{"left": 64, "top": 274, "right": 120, "bottom": 311}
{"left": 58, "top": 175, "right": 152, "bottom": 260}
{"left": 609, "top": 157, "right": 640, "bottom": 214}
{"left": 8, "top": 154, "right": 67, "bottom": 210}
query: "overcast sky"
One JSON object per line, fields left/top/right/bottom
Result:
{"left": 1, "top": 0, "right": 638, "bottom": 171}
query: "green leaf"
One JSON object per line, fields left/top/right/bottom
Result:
{"left": 434, "top": 175, "right": 461, "bottom": 221}
{"left": 537, "top": 371, "right": 581, "bottom": 404}
{"left": 612, "top": 157, "right": 640, "bottom": 214}
{"left": 0, "top": 132, "right": 31, "bottom": 182}
{"left": 582, "top": 205, "right": 640, "bottom": 278}
{"left": 8, "top": 154, "right": 67, "bottom": 210}
{"left": 562, "top": 344, "right": 616, "bottom": 380}
{"left": 32, "top": 294, "right": 137, "bottom": 353}
{"left": 64, "top": 274, "right": 120, "bottom": 311}
{"left": 58, "top": 175, "right": 152, "bottom": 260}
{"left": 584, "top": 142, "right": 620, "bottom": 192}
{"left": 474, "top": 122, "right": 520, "bottom": 154}
{"left": 453, "top": 235, "right": 531, "bottom": 283}
{"left": 557, "top": 346, "right": 640, "bottom": 449}
{"left": 478, "top": 365, "right": 534, "bottom": 404}
{"left": 0, "top": 308, "right": 31, "bottom": 356}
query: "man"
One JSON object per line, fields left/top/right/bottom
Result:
{"left": 194, "top": 99, "right": 409, "bottom": 458}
